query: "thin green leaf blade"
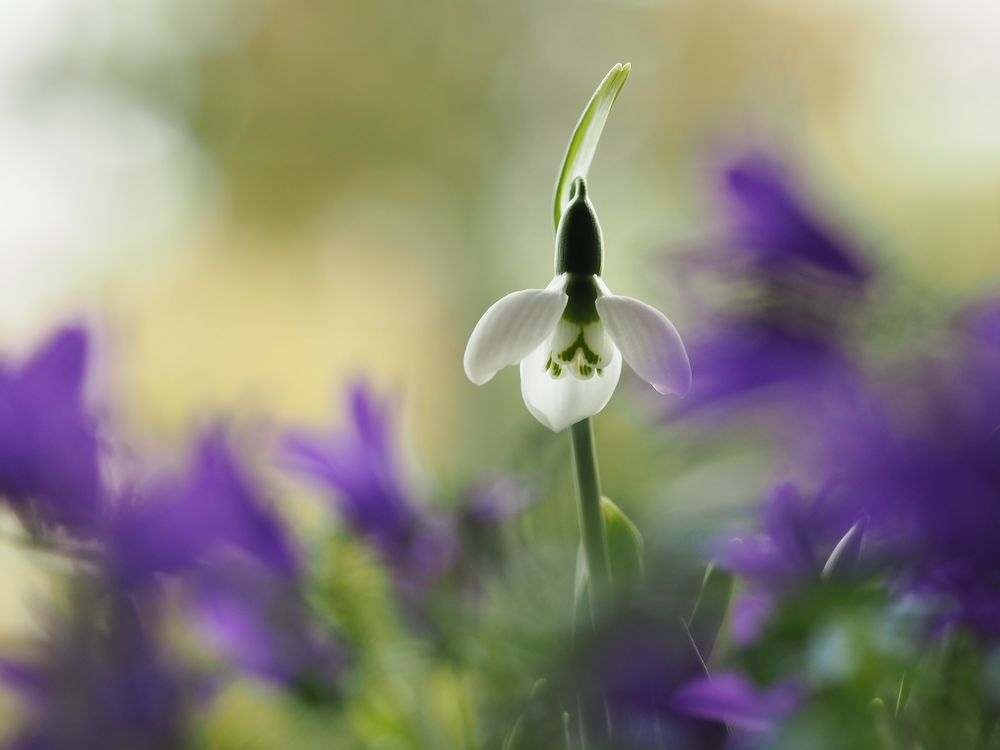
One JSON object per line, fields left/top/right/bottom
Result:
{"left": 687, "top": 562, "right": 734, "bottom": 662}
{"left": 552, "top": 62, "right": 631, "bottom": 229}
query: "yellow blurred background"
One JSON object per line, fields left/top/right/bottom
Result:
{"left": 2, "top": 0, "right": 1000, "bottom": 471}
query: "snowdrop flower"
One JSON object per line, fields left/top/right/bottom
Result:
{"left": 464, "top": 178, "right": 691, "bottom": 431}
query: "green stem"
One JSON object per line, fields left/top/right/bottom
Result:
{"left": 569, "top": 418, "right": 610, "bottom": 609}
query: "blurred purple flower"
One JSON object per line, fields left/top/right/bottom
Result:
{"left": 460, "top": 475, "right": 538, "bottom": 526}
{"left": 106, "top": 427, "right": 299, "bottom": 589}
{"left": 283, "top": 383, "right": 421, "bottom": 555}
{"left": 718, "top": 483, "right": 860, "bottom": 643}
{"left": 281, "top": 382, "right": 454, "bottom": 585}
{"left": 680, "top": 322, "right": 852, "bottom": 417}
{"left": 0, "top": 326, "right": 102, "bottom": 534}
{"left": 191, "top": 560, "right": 342, "bottom": 697}
{"left": 812, "top": 299, "right": 1000, "bottom": 637}
{"left": 282, "top": 381, "right": 538, "bottom": 633}
{"left": 102, "top": 429, "right": 342, "bottom": 691}
{"left": 717, "top": 153, "right": 869, "bottom": 282}
{"left": 671, "top": 152, "right": 871, "bottom": 418}
{"left": 571, "top": 614, "right": 728, "bottom": 750}
{"left": 1, "top": 599, "right": 198, "bottom": 750}
{"left": 968, "top": 296, "right": 1000, "bottom": 351}
{"left": 672, "top": 672, "right": 801, "bottom": 734}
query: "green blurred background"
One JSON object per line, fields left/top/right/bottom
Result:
{"left": 3, "top": 0, "right": 1000, "bottom": 654}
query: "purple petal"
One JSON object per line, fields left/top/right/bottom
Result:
{"left": 19, "top": 327, "right": 88, "bottom": 396}
{"left": 721, "top": 153, "right": 869, "bottom": 282}
{"left": 730, "top": 590, "right": 775, "bottom": 645}
{"left": 192, "top": 561, "right": 342, "bottom": 691}
{"left": 672, "top": 672, "right": 801, "bottom": 732}
{"left": 280, "top": 382, "right": 417, "bottom": 558}
{"left": 0, "top": 325, "right": 101, "bottom": 533}
{"left": 107, "top": 428, "right": 299, "bottom": 588}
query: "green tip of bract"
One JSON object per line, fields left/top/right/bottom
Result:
{"left": 601, "top": 496, "right": 644, "bottom": 593}
{"left": 572, "top": 497, "right": 643, "bottom": 624}
{"left": 552, "top": 63, "right": 631, "bottom": 231}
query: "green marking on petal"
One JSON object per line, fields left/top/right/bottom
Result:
{"left": 554, "top": 328, "right": 605, "bottom": 379}
{"left": 557, "top": 331, "right": 600, "bottom": 366}
{"left": 557, "top": 332, "right": 580, "bottom": 362}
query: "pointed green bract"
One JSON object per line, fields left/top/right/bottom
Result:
{"left": 552, "top": 63, "right": 631, "bottom": 230}
{"left": 600, "top": 496, "right": 643, "bottom": 592}
{"left": 571, "top": 494, "right": 643, "bottom": 629}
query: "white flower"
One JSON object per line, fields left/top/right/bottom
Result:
{"left": 463, "top": 179, "right": 691, "bottom": 432}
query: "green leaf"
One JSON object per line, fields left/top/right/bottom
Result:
{"left": 600, "top": 496, "right": 643, "bottom": 593}
{"left": 552, "top": 62, "right": 631, "bottom": 230}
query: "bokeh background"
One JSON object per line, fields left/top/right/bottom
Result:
{"left": 6, "top": 0, "right": 1000, "bottom": 447}
{"left": 3, "top": 2, "right": 1000, "bottom": 737}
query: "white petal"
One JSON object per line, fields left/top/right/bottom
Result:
{"left": 464, "top": 288, "right": 568, "bottom": 385}
{"left": 583, "top": 320, "right": 615, "bottom": 367}
{"left": 595, "top": 294, "right": 691, "bottom": 396}
{"left": 519, "top": 340, "right": 622, "bottom": 432}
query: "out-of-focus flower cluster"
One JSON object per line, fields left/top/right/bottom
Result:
{"left": 0, "top": 330, "right": 534, "bottom": 748}
{"left": 665, "top": 150, "right": 1000, "bottom": 749}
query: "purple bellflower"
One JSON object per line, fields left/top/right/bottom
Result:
{"left": 715, "top": 153, "right": 869, "bottom": 282}
{"left": 105, "top": 427, "right": 299, "bottom": 590}
{"left": 282, "top": 381, "right": 539, "bottom": 628}
{"left": 672, "top": 152, "right": 871, "bottom": 419}
{"left": 282, "top": 382, "right": 455, "bottom": 590}
{"left": 0, "top": 326, "right": 101, "bottom": 534}
{"left": 283, "top": 383, "right": 419, "bottom": 555}
{"left": 104, "top": 430, "right": 341, "bottom": 691}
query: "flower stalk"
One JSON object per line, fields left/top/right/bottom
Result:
{"left": 569, "top": 417, "right": 611, "bottom": 611}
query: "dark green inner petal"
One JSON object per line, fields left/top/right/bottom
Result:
{"left": 562, "top": 274, "right": 600, "bottom": 324}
